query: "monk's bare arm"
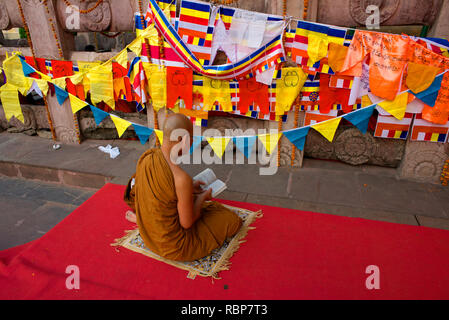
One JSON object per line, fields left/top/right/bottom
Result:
{"left": 175, "top": 172, "right": 211, "bottom": 229}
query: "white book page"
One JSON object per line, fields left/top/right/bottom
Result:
{"left": 193, "top": 168, "right": 217, "bottom": 187}
{"left": 209, "top": 179, "right": 227, "bottom": 198}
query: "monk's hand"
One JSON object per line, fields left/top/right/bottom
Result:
{"left": 201, "top": 188, "right": 213, "bottom": 201}
{"left": 193, "top": 180, "right": 206, "bottom": 194}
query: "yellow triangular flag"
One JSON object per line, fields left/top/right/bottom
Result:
{"left": 258, "top": 132, "right": 282, "bottom": 155}
{"left": 128, "top": 37, "right": 143, "bottom": 57}
{"left": 34, "top": 78, "right": 49, "bottom": 96}
{"left": 206, "top": 137, "right": 231, "bottom": 158}
{"left": 86, "top": 61, "right": 115, "bottom": 110}
{"left": 52, "top": 77, "right": 67, "bottom": 90}
{"left": 312, "top": 117, "right": 342, "bottom": 142}
{"left": 116, "top": 48, "right": 128, "bottom": 69}
{"left": 140, "top": 24, "right": 159, "bottom": 43}
{"left": 3, "top": 54, "right": 30, "bottom": 90}
{"left": 377, "top": 92, "right": 408, "bottom": 120}
{"left": 361, "top": 95, "right": 373, "bottom": 108}
{"left": 155, "top": 129, "right": 164, "bottom": 145}
{"left": 0, "top": 83, "right": 24, "bottom": 123}
{"left": 68, "top": 72, "right": 84, "bottom": 85}
{"left": 68, "top": 93, "right": 88, "bottom": 114}
{"left": 17, "top": 78, "right": 33, "bottom": 96}
{"left": 37, "top": 72, "right": 52, "bottom": 82}
{"left": 110, "top": 115, "right": 132, "bottom": 138}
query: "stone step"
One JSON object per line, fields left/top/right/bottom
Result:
{"left": 0, "top": 161, "right": 111, "bottom": 190}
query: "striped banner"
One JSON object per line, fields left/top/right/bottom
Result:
{"left": 374, "top": 113, "right": 414, "bottom": 140}
{"left": 291, "top": 20, "right": 347, "bottom": 75}
{"left": 329, "top": 75, "right": 354, "bottom": 89}
{"left": 300, "top": 74, "right": 320, "bottom": 105}
{"left": 304, "top": 109, "right": 338, "bottom": 126}
{"left": 411, "top": 113, "right": 449, "bottom": 142}
{"left": 178, "top": 0, "right": 214, "bottom": 65}
{"left": 146, "top": 0, "right": 285, "bottom": 80}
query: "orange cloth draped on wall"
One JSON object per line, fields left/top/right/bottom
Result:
{"left": 166, "top": 66, "right": 193, "bottom": 109}
{"left": 319, "top": 73, "right": 352, "bottom": 114}
{"left": 238, "top": 77, "right": 269, "bottom": 115}
{"left": 421, "top": 72, "right": 449, "bottom": 125}
{"left": 123, "top": 148, "right": 242, "bottom": 262}
{"left": 408, "top": 41, "right": 449, "bottom": 125}
{"left": 337, "top": 30, "right": 410, "bottom": 101}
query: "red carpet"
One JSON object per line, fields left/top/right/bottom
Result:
{"left": 1, "top": 183, "right": 449, "bottom": 300}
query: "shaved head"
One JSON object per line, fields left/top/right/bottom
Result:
{"left": 162, "top": 113, "right": 193, "bottom": 144}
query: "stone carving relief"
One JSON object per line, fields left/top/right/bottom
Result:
{"left": 0, "top": 2, "right": 10, "bottom": 30}
{"left": 349, "top": 0, "right": 400, "bottom": 25}
{"left": 22, "top": 0, "right": 44, "bottom": 6}
{"left": 318, "top": 0, "right": 443, "bottom": 27}
{"left": 80, "top": 0, "right": 112, "bottom": 32}
{"left": 279, "top": 141, "right": 303, "bottom": 167}
{"left": 79, "top": 109, "right": 144, "bottom": 140}
{"left": 334, "top": 128, "right": 375, "bottom": 166}
{"left": 400, "top": 141, "right": 449, "bottom": 184}
{"left": 304, "top": 126, "right": 405, "bottom": 167}
{"left": 55, "top": 127, "right": 80, "bottom": 144}
{"left": 0, "top": 105, "right": 53, "bottom": 137}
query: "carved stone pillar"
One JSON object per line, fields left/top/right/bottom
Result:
{"left": 278, "top": 109, "right": 306, "bottom": 167}
{"left": 270, "top": 0, "right": 305, "bottom": 21}
{"left": 19, "top": 0, "right": 79, "bottom": 144}
{"left": 429, "top": 0, "right": 449, "bottom": 39}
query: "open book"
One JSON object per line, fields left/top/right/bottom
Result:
{"left": 193, "top": 168, "right": 227, "bottom": 198}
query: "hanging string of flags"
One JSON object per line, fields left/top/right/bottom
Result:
{"left": 1, "top": 0, "right": 449, "bottom": 160}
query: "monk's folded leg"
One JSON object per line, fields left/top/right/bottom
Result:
{"left": 200, "top": 201, "right": 243, "bottom": 242}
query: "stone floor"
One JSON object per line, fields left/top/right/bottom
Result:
{"left": 0, "top": 176, "right": 94, "bottom": 250}
{"left": 1, "top": 131, "right": 449, "bottom": 250}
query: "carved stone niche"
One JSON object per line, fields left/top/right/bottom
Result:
{"left": 315, "top": 0, "right": 443, "bottom": 27}
{"left": 304, "top": 126, "right": 406, "bottom": 167}
{"left": 0, "top": 104, "right": 51, "bottom": 137}
{"left": 399, "top": 140, "right": 449, "bottom": 184}
{"left": 78, "top": 109, "right": 144, "bottom": 140}
{"left": 56, "top": 0, "right": 112, "bottom": 32}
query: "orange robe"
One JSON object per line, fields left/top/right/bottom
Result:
{"left": 124, "top": 148, "right": 242, "bottom": 261}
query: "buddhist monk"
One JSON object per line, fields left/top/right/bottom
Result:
{"left": 123, "top": 113, "right": 242, "bottom": 261}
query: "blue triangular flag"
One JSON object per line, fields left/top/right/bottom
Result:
{"left": 132, "top": 123, "right": 154, "bottom": 145}
{"left": 20, "top": 57, "right": 36, "bottom": 76}
{"left": 189, "top": 136, "right": 203, "bottom": 154}
{"left": 343, "top": 105, "right": 375, "bottom": 134}
{"left": 234, "top": 136, "right": 257, "bottom": 159}
{"left": 411, "top": 74, "right": 444, "bottom": 107}
{"left": 90, "top": 105, "right": 110, "bottom": 126}
{"left": 419, "top": 91, "right": 440, "bottom": 107}
{"left": 54, "top": 85, "right": 69, "bottom": 105}
{"left": 283, "top": 127, "right": 310, "bottom": 151}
